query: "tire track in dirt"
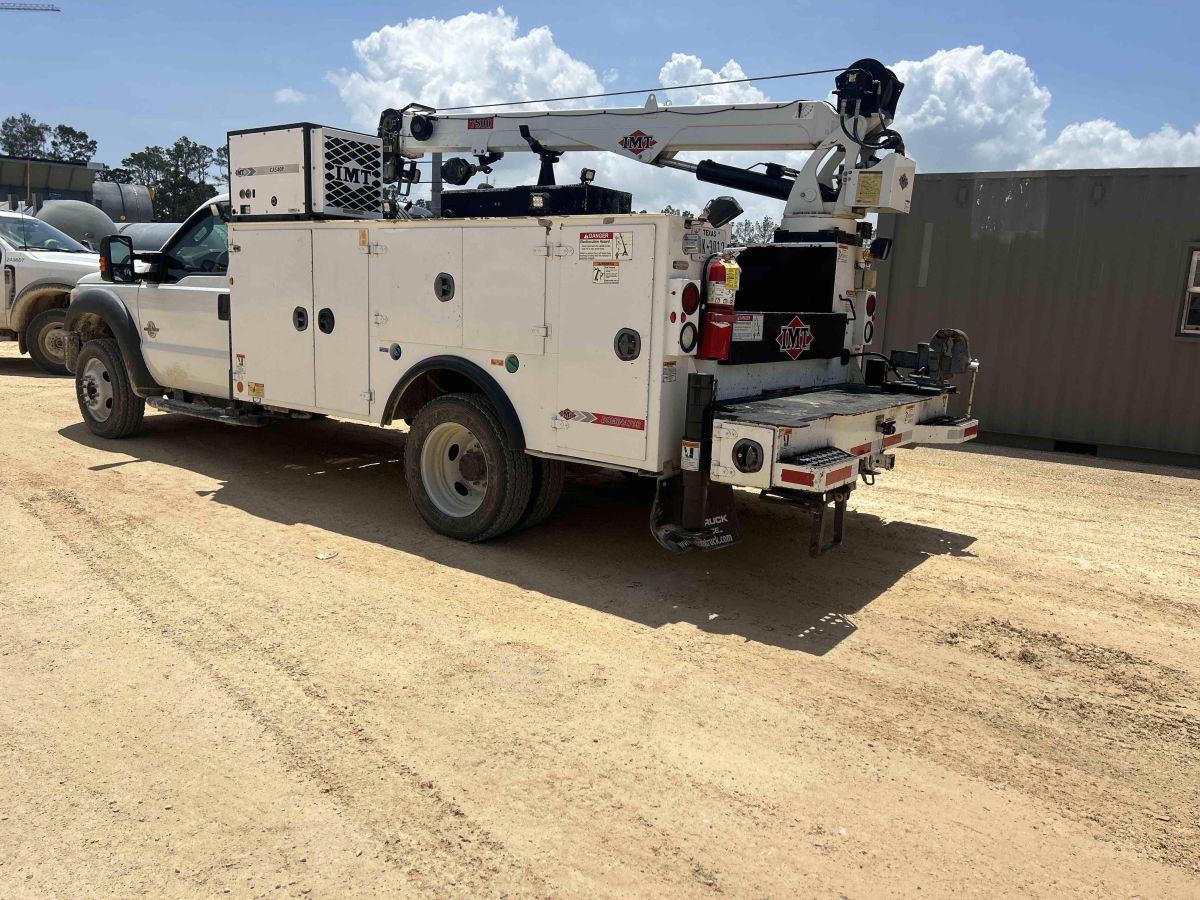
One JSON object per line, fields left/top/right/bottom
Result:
{"left": 12, "top": 467, "right": 553, "bottom": 900}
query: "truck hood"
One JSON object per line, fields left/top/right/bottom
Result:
{"left": 23, "top": 248, "right": 100, "bottom": 268}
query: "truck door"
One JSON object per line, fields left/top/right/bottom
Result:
{"left": 228, "top": 227, "right": 315, "bottom": 410}
{"left": 555, "top": 224, "right": 655, "bottom": 462}
{"left": 312, "top": 228, "right": 370, "bottom": 416}
{"left": 137, "top": 206, "right": 232, "bottom": 398}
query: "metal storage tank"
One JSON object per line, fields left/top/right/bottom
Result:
{"left": 36, "top": 199, "right": 116, "bottom": 247}
{"left": 92, "top": 181, "right": 154, "bottom": 223}
{"left": 117, "top": 221, "right": 179, "bottom": 250}
{"left": 875, "top": 167, "right": 1200, "bottom": 463}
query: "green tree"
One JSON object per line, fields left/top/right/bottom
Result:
{"left": 48, "top": 124, "right": 98, "bottom": 163}
{"left": 731, "top": 215, "right": 778, "bottom": 245}
{"left": 213, "top": 144, "right": 229, "bottom": 187}
{"left": 661, "top": 204, "right": 695, "bottom": 218}
{"left": 117, "top": 137, "right": 218, "bottom": 221}
{"left": 1, "top": 113, "right": 51, "bottom": 157}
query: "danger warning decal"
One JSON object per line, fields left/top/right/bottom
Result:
{"left": 618, "top": 130, "right": 657, "bottom": 156}
{"left": 579, "top": 231, "right": 633, "bottom": 261}
{"left": 559, "top": 408, "right": 645, "bottom": 431}
{"left": 775, "top": 315, "right": 815, "bottom": 360}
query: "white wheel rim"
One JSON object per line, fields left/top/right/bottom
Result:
{"left": 80, "top": 357, "right": 114, "bottom": 422}
{"left": 420, "top": 421, "right": 487, "bottom": 517}
{"left": 40, "top": 323, "right": 66, "bottom": 363}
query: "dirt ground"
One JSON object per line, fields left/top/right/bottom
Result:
{"left": 1, "top": 342, "right": 1197, "bottom": 900}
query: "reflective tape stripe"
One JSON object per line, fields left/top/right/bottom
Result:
{"left": 826, "top": 465, "right": 854, "bottom": 485}
{"left": 780, "top": 469, "right": 814, "bottom": 486}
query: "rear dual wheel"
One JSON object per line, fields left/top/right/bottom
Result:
{"left": 405, "top": 393, "right": 563, "bottom": 541}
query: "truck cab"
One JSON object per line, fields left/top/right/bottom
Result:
{"left": 1, "top": 209, "right": 99, "bottom": 374}
{"left": 68, "top": 195, "right": 232, "bottom": 397}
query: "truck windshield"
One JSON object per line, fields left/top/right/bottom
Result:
{"left": 0, "top": 215, "right": 91, "bottom": 253}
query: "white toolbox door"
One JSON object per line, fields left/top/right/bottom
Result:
{"left": 462, "top": 225, "right": 546, "bottom": 355}
{"left": 555, "top": 224, "right": 655, "bottom": 462}
{"left": 229, "top": 227, "right": 315, "bottom": 409}
{"left": 370, "top": 225, "right": 463, "bottom": 347}
{"left": 313, "top": 228, "right": 370, "bottom": 416}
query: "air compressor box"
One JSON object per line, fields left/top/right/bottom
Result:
{"left": 227, "top": 123, "right": 383, "bottom": 221}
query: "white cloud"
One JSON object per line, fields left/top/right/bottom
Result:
{"left": 890, "top": 47, "right": 1051, "bottom": 171}
{"left": 327, "top": 9, "right": 604, "bottom": 131}
{"left": 1030, "top": 120, "right": 1200, "bottom": 169}
{"left": 274, "top": 87, "right": 309, "bottom": 105}
{"left": 890, "top": 46, "right": 1200, "bottom": 172}
{"left": 329, "top": 18, "right": 1200, "bottom": 216}
{"left": 657, "top": 54, "right": 767, "bottom": 105}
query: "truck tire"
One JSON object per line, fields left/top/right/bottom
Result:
{"left": 405, "top": 393, "right": 532, "bottom": 542}
{"left": 516, "top": 457, "right": 565, "bottom": 531}
{"left": 26, "top": 308, "right": 70, "bottom": 376}
{"left": 75, "top": 338, "right": 146, "bottom": 439}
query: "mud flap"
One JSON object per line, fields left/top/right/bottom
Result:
{"left": 650, "top": 475, "right": 741, "bottom": 553}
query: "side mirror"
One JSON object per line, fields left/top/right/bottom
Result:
{"left": 99, "top": 234, "right": 135, "bottom": 284}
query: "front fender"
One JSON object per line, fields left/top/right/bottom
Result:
{"left": 65, "top": 288, "right": 161, "bottom": 395}
{"left": 11, "top": 279, "right": 74, "bottom": 331}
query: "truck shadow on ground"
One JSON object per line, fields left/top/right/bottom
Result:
{"left": 0, "top": 356, "right": 66, "bottom": 378}
{"left": 60, "top": 413, "right": 977, "bottom": 657}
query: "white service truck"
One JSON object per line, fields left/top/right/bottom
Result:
{"left": 65, "top": 59, "right": 979, "bottom": 554}
{"left": 1, "top": 209, "right": 99, "bottom": 374}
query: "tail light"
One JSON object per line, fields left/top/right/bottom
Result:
{"left": 665, "top": 278, "right": 703, "bottom": 357}
{"left": 864, "top": 291, "right": 876, "bottom": 344}
{"left": 681, "top": 282, "right": 700, "bottom": 315}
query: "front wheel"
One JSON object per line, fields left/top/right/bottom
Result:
{"left": 27, "top": 308, "right": 70, "bottom": 376}
{"left": 405, "top": 393, "right": 531, "bottom": 542}
{"left": 75, "top": 338, "right": 146, "bottom": 439}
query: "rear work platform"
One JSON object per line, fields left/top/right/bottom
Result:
{"left": 703, "top": 382, "right": 978, "bottom": 554}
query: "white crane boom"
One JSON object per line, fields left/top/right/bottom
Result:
{"left": 379, "top": 59, "right": 915, "bottom": 235}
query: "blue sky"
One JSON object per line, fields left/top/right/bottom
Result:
{"left": 5, "top": 0, "right": 1196, "bottom": 167}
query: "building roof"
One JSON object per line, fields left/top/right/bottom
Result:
{"left": 0, "top": 154, "right": 102, "bottom": 195}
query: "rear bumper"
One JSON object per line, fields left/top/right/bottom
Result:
{"left": 707, "top": 383, "right": 977, "bottom": 492}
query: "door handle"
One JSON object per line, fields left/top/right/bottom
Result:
{"left": 293, "top": 307, "right": 309, "bottom": 331}
{"left": 217, "top": 293, "right": 230, "bottom": 321}
{"left": 317, "top": 307, "right": 335, "bottom": 334}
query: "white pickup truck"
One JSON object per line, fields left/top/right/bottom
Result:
{"left": 1, "top": 209, "right": 100, "bottom": 374}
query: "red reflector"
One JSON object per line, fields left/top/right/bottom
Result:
{"left": 780, "top": 468, "right": 814, "bottom": 486}
{"left": 850, "top": 442, "right": 873, "bottom": 456}
{"left": 826, "top": 465, "right": 854, "bottom": 485}
{"left": 681, "top": 283, "right": 700, "bottom": 315}
{"left": 670, "top": 311, "right": 676, "bottom": 323}
{"left": 964, "top": 424, "right": 979, "bottom": 437}
{"left": 883, "top": 433, "right": 904, "bottom": 448}
{"left": 866, "top": 294, "right": 876, "bottom": 316}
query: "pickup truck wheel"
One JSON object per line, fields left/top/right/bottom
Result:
{"left": 405, "top": 393, "right": 532, "bottom": 542}
{"left": 516, "top": 457, "right": 565, "bottom": 531}
{"left": 26, "top": 308, "right": 70, "bottom": 376}
{"left": 75, "top": 338, "right": 146, "bottom": 439}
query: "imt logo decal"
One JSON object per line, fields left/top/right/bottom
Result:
{"left": 331, "top": 165, "right": 361, "bottom": 184}
{"left": 776, "top": 315, "right": 814, "bottom": 360}
{"left": 618, "top": 130, "right": 657, "bottom": 156}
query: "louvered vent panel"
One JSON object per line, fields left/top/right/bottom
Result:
{"left": 322, "top": 135, "right": 382, "bottom": 214}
